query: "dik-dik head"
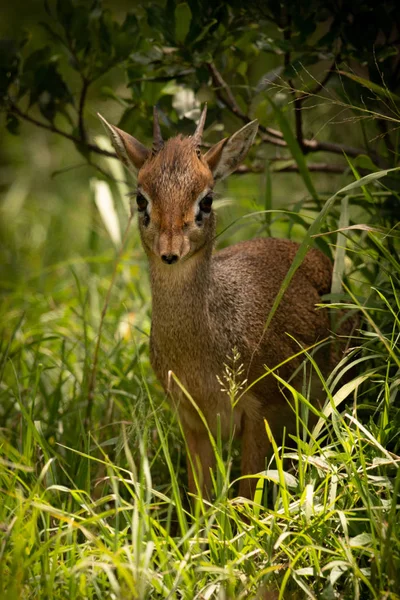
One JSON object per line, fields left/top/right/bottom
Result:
{"left": 99, "top": 107, "right": 258, "bottom": 265}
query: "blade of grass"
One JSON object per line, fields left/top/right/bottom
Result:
{"left": 265, "top": 97, "right": 318, "bottom": 201}
{"left": 262, "top": 167, "right": 400, "bottom": 335}
{"left": 331, "top": 195, "right": 349, "bottom": 296}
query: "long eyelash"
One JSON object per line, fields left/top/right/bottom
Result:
{"left": 126, "top": 188, "right": 138, "bottom": 198}
{"left": 126, "top": 189, "right": 139, "bottom": 216}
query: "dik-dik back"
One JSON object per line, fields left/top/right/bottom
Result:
{"left": 100, "top": 107, "right": 335, "bottom": 500}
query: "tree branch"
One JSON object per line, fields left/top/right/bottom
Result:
{"left": 8, "top": 101, "right": 117, "bottom": 158}
{"left": 293, "top": 95, "right": 304, "bottom": 152}
{"left": 301, "top": 138, "right": 367, "bottom": 157}
{"left": 284, "top": 21, "right": 305, "bottom": 152}
{"left": 236, "top": 162, "right": 347, "bottom": 175}
{"left": 78, "top": 78, "right": 90, "bottom": 143}
{"left": 207, "top": 62, "right": 284, "bottom": 141}
{"left": 299, "top": 57, "right": 339, "bottom": 101}
{"left": 207, "top": 61, "right": 374, "bottom": 160}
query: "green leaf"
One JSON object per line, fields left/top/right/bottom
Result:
{"left": 331, "top": 196, "right": 349, "bottom": 296}
{"left": 0, "top": 39, "right": 20, "bottom": 102}
{"left": 20, "top": 47, "right": 72, "bottom": 121}
{"left": 192, "top": 19, "right": 217, "bottom": 45}
{"left": 237, "top": 61, "right": 247, "bottom": 77}
{"left": 56, "top": 0, "right": 73, "bottom": 30}
{"left": 263, "top": 162, "right": 272, "bottom": 231}
{"left": 265, "top": 96, "right": 318, "bottom": 201}
{"left": 175, "top": 2, "right": 192, "bottom": 44}
{"left": 258, "top": 469, "right": 298, "bottom": 488}
{"left": 72, "top": 126, "right": 91, "bottom": 160}
{"left": 146, "top": 4, "right": 174, "bottom": 45}
{"left": 345, "top": 154, "right": 374, "bottom": 204}
{"left": 312, "top": 373, "right": 376, "bottom": 439}
{"left": 6, "top": 112, "right": 20, "bottom": 135}
{"left": 352, "top": 154, "right": 380, "bottom": 173}
{"left": 68, "top": 6, "right": 90, "bottom": 55}
{"left": 338, "top": 70, "right": 400, "bottom": 104}
{"left": 114, "top": 13, "right": 139, "bottom": 59}
{"left": 263, "top": 166, "right": 400, "bottom": 334}
{"left": 255, "top": 66, "right": 283, "bottom": 93}
{"left": 283, "top": 53, "right": 320, "bottom": 79}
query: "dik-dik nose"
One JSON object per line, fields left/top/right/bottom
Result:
{"left": 161, "top": 253, "right": 179, "bottom": 265}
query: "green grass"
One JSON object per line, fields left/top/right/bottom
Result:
{"left": 1, "top": 148, "right": 400, "bottom": 598}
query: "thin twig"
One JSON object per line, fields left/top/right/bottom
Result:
{"left": 235, "top": 162, "right": 346, "bottom": 175}
{"left": 8, "top": 101, "right": 116, "bottom": 158}
{"left": 377, "top": 118, "right": 396, "bottom": 157}
{"left": 208, "top": 61, "right": 246, "bottom": 120}
{"left": 85, "top": 211, "right": 134, "bottom": 429}
{"left": 293, "top": 95, "right": 304, "bottom": 152}
{"left": 129, "top": 69, "right": 194, "bottom": 83}
{"left": 293, "top": 56, "right": 339, "bottom": 153}
{"left": 301, "top": 138, "right": 367, "bottom": 157}
{"left": 260, "top": 133, "right": 287, "bottom": 147}
{"left": 51, "top": 160, "right": 124, "bottom": 183}
{"left": 78, "top": 78, "right": 90, "bottom": 143}
{"left": 207, "top": 62, "right": 284, "bottom": 140}
{"left": 207, "top": 61, "right": 375, "bottom": 159}
{"left": 297, "top": 57, "right": 339, "bottom": 102}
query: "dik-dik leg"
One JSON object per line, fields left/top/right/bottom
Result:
{"left": 239, "top": 413, "right": 271, "bottom": 499}
{"left": 182, "top": 421, "right": 215, "bottom": 500}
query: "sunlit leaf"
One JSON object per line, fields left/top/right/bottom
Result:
{"left": 175, "top": 2, "right": 192, "bottom": 44}
{"left": 91, "top": 179, "right": 122, "bottom": 247}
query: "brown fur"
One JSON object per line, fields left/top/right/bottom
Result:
{"left": 100, "top": 116, "right": 338, "bottom": 500}
{"left": 148, "top": 235, "right": 332, "bottom": 498}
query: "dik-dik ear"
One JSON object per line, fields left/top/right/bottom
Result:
{"left": 97, "top": 113, "right": 150, "bottom": 170}
{"left": 204, "top": 120, "right": 258, "bottom": 181}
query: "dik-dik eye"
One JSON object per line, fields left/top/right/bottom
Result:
{"left": 195, "top": 193, "right": 214, "bottom": 225}
{"left": 136, "top": 192, "right": 148, "bottom": 212}
{"left": 199, "top": 193, "right": 213, "bottom": 214}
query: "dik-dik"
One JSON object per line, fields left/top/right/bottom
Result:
{"left": 99, "top": 107, "right": 334, "bottom": 500}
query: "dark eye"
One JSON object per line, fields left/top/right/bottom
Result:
{"left": 136, "top": 193, "right": 148, "bottom": 212}
{"left": 199, "top": 193, "right": 213, "bottom": 214}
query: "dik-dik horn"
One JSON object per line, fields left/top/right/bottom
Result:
{"left": 99, "top": 106, "right": 335, "bottom": 500}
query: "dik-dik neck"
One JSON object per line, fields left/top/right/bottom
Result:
{"left": 148, "top": 246, "right": 213, "bottom": 340}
